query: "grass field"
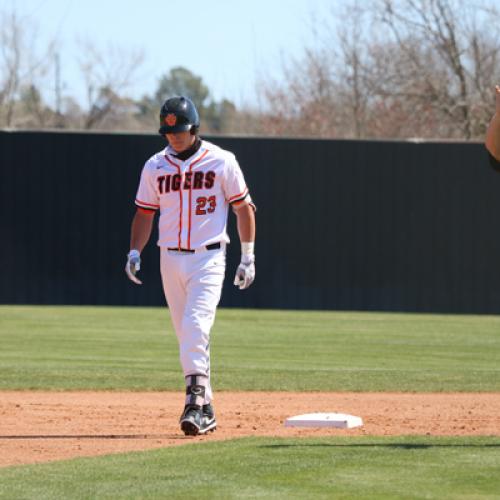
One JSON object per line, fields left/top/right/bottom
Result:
{"left": 0, "top": 305, "right": 499, "bottom": 499}
{"left": 1, "top": 436, "right": 499, "bottom": 499}
{"left": 1, "top": 305, "right": 499, "bottom": 391}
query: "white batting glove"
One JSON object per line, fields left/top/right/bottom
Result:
{"left": 125, "top": 249, "right": 142, "bottom": 285}
{"left": 233, "top": 254, "right": 255, "bottom": 290}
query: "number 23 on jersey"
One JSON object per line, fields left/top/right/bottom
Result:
{"left": 196, "top": 196, "right": 216, "bottom": 215}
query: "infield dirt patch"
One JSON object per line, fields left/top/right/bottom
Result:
{"left": 1, "top": 391, "right": 499, "bottom": 467}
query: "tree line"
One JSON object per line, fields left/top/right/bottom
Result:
{"left": 2, "top": 0, "right": 500, "bottom": 140}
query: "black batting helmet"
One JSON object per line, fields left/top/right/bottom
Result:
{"left": 158, "top": 96, "right": 200, "bottom": 135}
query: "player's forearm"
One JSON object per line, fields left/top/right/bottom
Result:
{"left": 486, "top": 113, "right": 500, "bottom": 161}
{"left": 130, "top": 210, "right": 154, "bottom": 252}
{"left": 235, "top": 204, "right": 255, "bottom": 243}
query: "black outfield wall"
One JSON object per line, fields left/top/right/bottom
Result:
{"left": 1, "top": 130, "right": 499, "bottom": 313}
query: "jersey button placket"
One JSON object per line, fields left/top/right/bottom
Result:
{"left": 179, "top": 162, "right": 190, "bottom": 250}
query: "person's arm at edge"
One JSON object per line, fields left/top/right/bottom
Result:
{"left": 485, "top": 86, "right": 500, "bottom": 170}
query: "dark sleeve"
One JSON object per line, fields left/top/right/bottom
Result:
{"left": 488, "top": 151, "right": 500, "bottom": 172}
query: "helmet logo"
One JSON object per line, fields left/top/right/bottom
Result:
{"left": 165, "top": 113, "right": 177, "bottom": 126}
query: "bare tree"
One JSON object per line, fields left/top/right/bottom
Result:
{"left": 258, "top": 0, "right": 500, "bottom": 140}
{"left": 77, "top": 40, "right": 144, "bottom": 129}
{"left": 333, "top": 1, "right": 376, "bottom": 139}
{"left": 369, "top": 0, "right": 500, "bottom": 138}
{"left": 18, "top": 84, "right": 54, "bottom": 128}
{"left": 259, "top": 45, "right": 343, "bottom": 138}
{"left": 0, "top": 8, "right": 55, "bottom": 127}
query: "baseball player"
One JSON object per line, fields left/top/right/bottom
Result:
{"left": 125, "top": 96, "right": 256, "bottom": 436}
{"left": 486, "top": 85, "right": 500, "bottom": 172}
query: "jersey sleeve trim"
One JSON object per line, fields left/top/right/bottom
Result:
{"left": 135, "top": 198, "right": 160, "bottom": 210}
{"left": 228, "top": 187, "right": 249, "bottom": 204}
{"left": 232, "top": 196, "right": 257, "bottom": 212}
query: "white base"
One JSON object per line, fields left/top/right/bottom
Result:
{"left": 284, "top": 412, "right": 363, "bottom": 429}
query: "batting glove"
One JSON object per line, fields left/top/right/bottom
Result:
{"left": 233, "top": 254, "right": 255, "bottom": 290}
{"left": 125, "top": 249, "right": 142, "bottom": 285}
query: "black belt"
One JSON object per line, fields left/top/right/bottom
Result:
{"left": 167, "top": 242, "right": 221, "bottom": 253}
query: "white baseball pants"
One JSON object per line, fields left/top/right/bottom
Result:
{"left": 160, "top": 246, "right": 226, "bottom": 404}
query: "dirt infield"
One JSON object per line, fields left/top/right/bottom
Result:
{"left": 1, "top": 391, "right": 499, "bottom": 467}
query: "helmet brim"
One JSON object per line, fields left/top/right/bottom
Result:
{"left": 158, "top": 124, "right": 193, "bottom": 135}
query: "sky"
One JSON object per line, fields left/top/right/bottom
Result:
{"left": 4, "top": 0, "right": 335, "bottom": 110}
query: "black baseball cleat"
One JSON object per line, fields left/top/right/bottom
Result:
{"left": 180, "top": 405, "right": 202, "bottom": 436}
{"left": 200, "top": 403, "right": 217, "bottom": 434}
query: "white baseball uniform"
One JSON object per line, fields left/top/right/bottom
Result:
{"left": 134, "top": 139, "right": 254, "bottom": 404}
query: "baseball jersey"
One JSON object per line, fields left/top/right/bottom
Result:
{"left": 135, "top": 140, "right": 254, "bottom": 249}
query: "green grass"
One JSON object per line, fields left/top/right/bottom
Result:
{"left": 1, "top": 306, "right": 499, "bottom": 498}
{"left": 0, "top": 436, "right": 499, "bottom": 499}
{"left": 0, "top": 305, "right": 499, "bottom": 391}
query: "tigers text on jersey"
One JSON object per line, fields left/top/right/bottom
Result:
{"left": 135, "top": 140, "right": 253, "bottom": 249}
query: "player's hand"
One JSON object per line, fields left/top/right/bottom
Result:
{"left": 496, "top": 85, "right": 500, "bottom": 113}
{"left": 125, "top": 249, "right": 142, "bottom": 285}
{"left": 233, "top": 254, "right": 255, "bottom": 290}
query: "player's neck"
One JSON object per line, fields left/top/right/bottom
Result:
{"left": 173, "top": 137, "right": 201, "bottom": 161}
